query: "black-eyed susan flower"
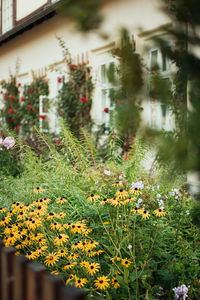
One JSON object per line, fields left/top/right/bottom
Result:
{"left": 0, "top": 215, "right": 11, "bottom": 226}
{"left": 68, "top": 253, "right": 79, "bottom": 261}
{"left": 80, "top": 260, "right": 90, "bottom": 268}
{"left": 116, "top": 189, "right": 129, "bottom": 200}
{"left": 51, "top": 270, "right": 59, "bottom": 275}
{"left": 94, "top": 276, "right": 110, "bottom": 290}
{"left": 87, "top": 194, "right": 100, "bottom": 202}
{"left": 85, "top": 250, "right": 96, "bottom": 257}
{"left": 129, "top": 188, "right": 141, "bottom": 195}
{"left": 45, "top": 253, "right": 59, "bottom": 267}
{"left": 154, "top": 208, "right": 166, "bottom": 217}
{"left": 34, "top": 187, "right": 44, "bottom": 194}
{"left": 58, "top": 249, "right": 68, "bottom": 257}
{"left": 112, "top": 182, "right": 123, "bottom": 187}
{"left": 95, "top": 250, "right": 104, "bottom": 255}
{"left": 111, "top": 277, "right": 120, "bottom": 289}
{"left": 99, "top": 198, "right": 110, "bottom": 205}
{"left": 56, "top": 212, "right": 66, "bottom": 219}
{"left": 66, "top": 274, "right": 74, "bottom": 285}
{"left": 109, "top": 198, "right": 122, "bottom": 207}
{"left": 86, "top": 262, "right": 100, "bottom": 276}
{"left": 26, "top": 251, "right": 39, "bottom": 260}
{"left": 131, "top": 207, "right": 141, "bottom": 214}
{"left": 141, "top": 209, "right": 150, "bottom": 220}
{"left": 0, "top": 207, "right": 7, "bottom": 213}
{"left": 63, "top": 262, "right": 77, "bottom": 270}
{"left": 54, "top": 234, "right": 69, "bottom": 246}
{"left": 46, "top": 212, "right": 56, "bottom": 221}
{"left": 56, "top": 197, "right": 68, "bottom": 205}
{"left": 121, "top": 258, "right": 131, "bottom": 267}
{"left": 43, "top": 198, "right": 51, "bottom": 204}
{"left": 75, "top": 277, "right": 87, "bottom": 288}
{"left": 50, "top": 222, "right": 62, "bottom": 231}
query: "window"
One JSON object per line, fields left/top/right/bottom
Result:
{"left": 148, "top": 48, "right": 171, "bottom": 131}
{"left": 39, "top": 95, "right": 49, "bottom": 132}
{"left": 99, "top": 62, "right": 115, "bottom": 126}
{"left": 2, "top": 0, "right": 13, "bottom": 34}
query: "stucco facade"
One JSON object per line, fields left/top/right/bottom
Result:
{"left": 0, "top": 0, "right": 172, "bottom": 133}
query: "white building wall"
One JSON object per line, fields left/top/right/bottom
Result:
{"left": 0, "top": 0, "right": 171, "bottom": 132}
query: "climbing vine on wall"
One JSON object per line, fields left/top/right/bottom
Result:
{"left": 20, "top": 75, "right": 49, "bottom": 136}
{"left": 57, "top": 62, "right": 94, "bottom": 137}
{"left": 0, "top": 76, "right": 22, "bottom": 134}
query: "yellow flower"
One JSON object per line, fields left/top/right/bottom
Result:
{"left": 129, "top": 188, "right": 141, "bottom": 195}
{"left": 58, "top": 249, "right": 68, "bottom": 257}
{"left": 99, "top": 198, "right": 110, "bottom": 205}
{"left": 50, "top": 222, "right": 62, "bottom": 231}
{"left": 51, "top": 270, "right": 59, "bottom": 275}
{"left": 94, "top": 276, "right": 110, "bottom": 290}
{"left": 115, "top": 189, "right": 129, "bottom": 199}
{"left": 86, "top": 262, "right": 100, "bottom": 276}
{"left": 0, "top": 207, "right": 7, "bottom": 213}
{"left": 112, "top": 182, "right": 123, "bottom": 187}
{"left": 26, "top": 251, "right": 39, "bottom": 260}
{"left": 111, "top": 277, "right": 120, "bottom": 289}
{"left": 56, "top": 212, "right": 66, "bottom": 219}
{"left": 131, "top": 207, "right": 141, "bottom": 214}
{"left": 75, "top": 277, "right": 87, "bottom": 288}
{"left": 56, "top": 197, "right": 68, "bottom": 205}
{"left": 54, "top": 234, "right": 69, "bottom": 246}
{"left": 63, "top": 262, "right": 77, "bottom": 270}
{"left": 80, "top": 260, "right": 90, "bottom": 268}
{"left": 0, "top": 215, "right": 11, "bottom": 226}
{"left": 45, "top": 253, "right": 59, "bottom": 267}
{"left": 66, "top": 274, "right": 74, "bottom": 285}
{"left": 34, "top": 187, "right": 44, "bottom": 194}
{"left": 87, "top": 194, "right": 100, "bottom": 202}
{"left": 154, "top": 208, "right": 166, "bottom": 217}
{"left": 140, "top": 209, "right": 150, "bottom": 220}
{"left": 121, "top": 258, "right": 131, "bottom": 267}
{"left": 103, "top": 221, "right": 110, "bottom": 225}
{"left": 46, "top": 212, "right": 56, "bottom": 221}
{"left": 67, "top": 253, "right": 79, "bottom": 261}
{"left": 43, "top": 198, "right": 51, "bottom": 204}
{"left": 109, "top": 198, "right": 122, "bottom": 207}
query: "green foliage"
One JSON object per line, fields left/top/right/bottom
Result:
{"left": 58, "top": 0, "right": 103, "bottom": 32}
{"left": 0, "top": 127, "right": 199, "bottom": 299}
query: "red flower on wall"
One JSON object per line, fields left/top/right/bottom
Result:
{"left": 17, "top": 125, "right": 21, "bottom": 131}
{"left": 39, "top": 115, "right": 46, "bottom": 120}
{"left": 8, "top": 108, "right": 13, "bottom": 114}
{"left": 10, "top": 95, "right": 15, "bottom": 101}
{"left": 4, "top": 94, "right": 8, "bottom": 100}
{"left": 117, "top": 101, "right": 122, "bottom": 105}
{"left": 80, "top": 97, "right": 88, "bottom": 103}
{"left": 21, "top": 97, "right": 25, "bottom": 102}
{"left": 104, "top": 107, "right": 109, "bottom": 113}
{"left": 11, "top": 117, "right": 15, "bottom": 123}
{"left": 125, "top": 154, "right": 130, "bottom": 160}
{"left": 29, "top": 88, "right": 34, "bottom": 93}
{"left": 17, "top": 83, "right": 21, "bottom": 87}
{"left": 33, "top": 108, "right": 37, "bottom": 112}
{"left": 27, "top": 104, "right": 31, "bottom": 111}
{"left": 69, "top": 64, "right": 76, "bottom": 70}
{"left": 57, "top": 77, "right": 62, "bottom": 83}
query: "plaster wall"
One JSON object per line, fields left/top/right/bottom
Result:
{"left": 16, "top": 0, "right": 48, "bottom": 21}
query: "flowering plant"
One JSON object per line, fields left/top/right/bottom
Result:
{"left": 20, "top": 76, "right": 49, "bottom": 136}
{"left": 0, "top": 76, "right": 22, "bottom": 133}
{"left": 56, "top": 41, "right": 93, "bottom": 136}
